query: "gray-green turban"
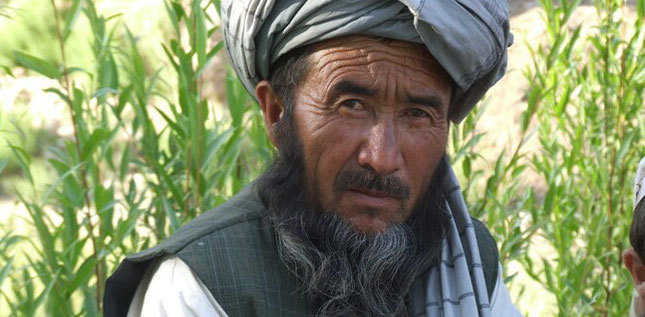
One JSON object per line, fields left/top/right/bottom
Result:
{"left": 221, "top": 0, "right": 513, "bottom": 123}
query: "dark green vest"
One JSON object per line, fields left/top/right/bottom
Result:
{"left": 104, "top": 186, "right": 498, "bottom": 317}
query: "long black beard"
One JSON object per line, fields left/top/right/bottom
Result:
{"left": 256, "top": 117, "right": 450, "bottom": 316}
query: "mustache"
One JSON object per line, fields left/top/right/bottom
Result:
{"left": 333, "top": 167, "right": 411, "bottom": 200}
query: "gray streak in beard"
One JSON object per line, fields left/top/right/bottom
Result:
{"left": 273, "top": 211, "right": 433, "bottom": 316}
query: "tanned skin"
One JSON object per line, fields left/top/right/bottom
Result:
{"left": 256, "top": 35, "right": 452, "bottom": 235}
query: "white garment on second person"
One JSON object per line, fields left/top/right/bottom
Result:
{"left": 630, "top": 289, "right": 645, "bottom": 317}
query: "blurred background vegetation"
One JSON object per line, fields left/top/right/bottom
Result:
{"left": 0, "top": 0, "right": 642, "bottom": 316}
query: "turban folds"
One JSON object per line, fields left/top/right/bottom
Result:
{"left": 221, "top": 0, "right": 513, "bottom": 123}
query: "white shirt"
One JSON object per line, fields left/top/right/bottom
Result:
{"left": 128, "top": 256, "right": 227, "bottom": 317}
{"left": 128, "top": 256, "right": 522, "bottom": 316}
{"left": 631, "top": 289, "right": 645, "bottom": 317}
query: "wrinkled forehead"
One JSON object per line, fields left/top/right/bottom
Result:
{"left": 307, "top": 35, "right": 454, "bottom": 90}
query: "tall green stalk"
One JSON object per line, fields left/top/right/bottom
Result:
{"left": 48, "top": 0, "right": 104, "bottom": 308}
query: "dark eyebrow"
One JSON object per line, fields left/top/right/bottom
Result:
{"left": 407, "top": 94, "right": 444, "bottom": 109}
{"left": 329, "top": 79, "right": 445, "bottom": 109}
{"left": 329, "top": 80, "right": 376, "bottom": 100}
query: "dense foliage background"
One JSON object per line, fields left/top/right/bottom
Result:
{"left": 0, "top": 0, "right": 643, "bottom": 315}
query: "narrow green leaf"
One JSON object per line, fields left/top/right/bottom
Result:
{"left": 151, "top": 159, "right": 185, "bottom": 210}
{"left": 101, "top": 10, "right": 122, "bottom": 21}
{"left": 66, "top": 67, "right": 88, "bottom": 76}
{"left": 45, "top": 87, "right": 72, "bottom": 105}
{"left": 125, "top": 27, "right": 146, "bottom": 89}
{"left": 61, "top": 205, "right": 80, "bottom": 254}
{"left": 109, "top": 207, "right": 142, "bottom": 250}
{"left": 14, "top": 51, "right": 61, "bottom": 79}
{"left": 41, "top": 162, "right": 84, "bottom": 205}
{"left": 203, "top": 41, "right": 224, "bottom": 72}
{"left": 194, "top": 0, "right": 207, "bottom": 70}
{"left": 71, "top": 87, "right": 88, "bottom": 141}
{"left": 91, "top": 87, "right": 119, "bottom": 100}
{"left": 226, "top": 69, "right": 250, "bottom": 128}
{"left": 511, "top": 165, "right": 528, "bottom": 178}
{"left": 1, "top": 65, "right": 14, "bottom": 77}
{"left": 7, "top": 119, "right": 27, "bottom": 143}
{"left": 31, "top": 268, "right": 60, "bottom": 314}
{"left": 96, "top": 184, "right": 115, "bottom": 236}
{"left": 72, "top": 87, "right": 84, "bottom": 113}
{"left": 67, "top": 256, "right": 96, "bottom": 294}
{"left": 0, "top": 258, "right": 13, "bottom": 288}
{"left": 21, "top": 200, "right": 57, "bottom": 271}
{"left": 81, "top": 286, "right": 100, "bottom": 317}
{"left": 555, "top": 85, "right": 570, "bottom": 115}
{"left": 0, "top": 158, "right": 7, "bottom": 174}
{"left": 207, "top": 25, "right": 219, "bottom": 37}
{"left": 164, "top": 0, "right": 181, "bottom": 36}
{"left": 119, "top": 145, "right": 131, "bottom": 182}
{"left": 63, "top": 0, "right": 85, "bottom": 41}
{"left": 7, "top": 142, "right": 33, "bottom": 185}
{"left": 162, "top": 197, "right": 180, "bottom": 233}
{"left": 161, "top": 43, "right": 181, "bottom": 73}
{"left": 154, "top": 106, "right": 186, "bottom": 139}
{"left": 563, "top": 25, "right": 582, "bottom": 61}
{"left": 97, "top": 53, "right": 119, "bottom": 96}
{"left": 0, "top": 232, "right": 21, "bottom": 248}
{"left": 616, "top": 130, "right": 635, "bottom": 165}
{"left": 172, "top": 1, "right": 186, "bottom": 22}
{"left": 212, "top": 0, "right": 221, "bottom": 14}
{"left": 81, "top": 128, "right": 110, "bottom": 161}
{"left": 462, "top": 157, "right": 471, "bottom": 178}
{"left": 115, "top": 84, "right": 133, "bottom": 119}
{"left": 202, "top": 129, "right": 234, "bottom": 170}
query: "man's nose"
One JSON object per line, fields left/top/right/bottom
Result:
{"left": 357, "top": 121, "right": 403, "bottom": 175}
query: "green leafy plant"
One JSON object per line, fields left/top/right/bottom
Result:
{"left": 520, "top": 0, "right": 644, "bottom": 315}
{"left": 2, "top": 0, "right": 270, "bottom": 314}
{"left": 0, "top": 0, "right": 643, "bottom": 315}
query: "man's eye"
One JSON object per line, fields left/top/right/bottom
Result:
{"left": 407, "top": 108, "right": 430, "bottom": 118}
{"left": 340, "top": 99, "right": 364, "bottom": 110}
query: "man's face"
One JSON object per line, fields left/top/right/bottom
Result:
{"left": 291, "top": 36, "right": 452, "bottom": 234}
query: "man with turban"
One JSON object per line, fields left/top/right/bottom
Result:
{"left": 104, "top": 0, "right": 521, "bottom": 316}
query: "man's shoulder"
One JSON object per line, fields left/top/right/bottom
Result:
{"left": 103, "top": 184, "right": 283, "bottom": 317}
{"left": 129, "top": 184, "right": 266, "bottom": 262}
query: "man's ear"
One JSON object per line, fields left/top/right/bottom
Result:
{"left": 624, "top": 249, "right": 645, "bottom": 294}
{"left": 255, "top": 80, "right": 283, "bottom": 147}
